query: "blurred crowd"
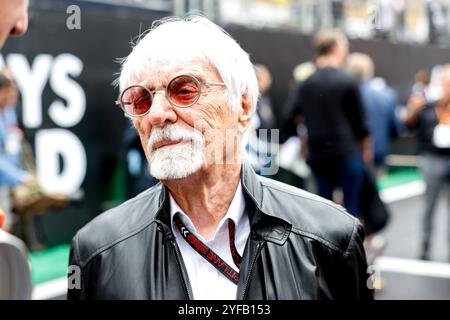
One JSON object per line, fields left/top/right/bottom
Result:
{"left": 246, "top": 30, "right": 450, "bottom": 263}
{"left": 301, "top": 0, "right": 450, "bottom": 45}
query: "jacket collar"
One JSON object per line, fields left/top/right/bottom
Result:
{"left": 240, "top": 161, "right": 291, "bottom": 245}
{"left": 155, "top": 161, "right": 291, "bottom": 245}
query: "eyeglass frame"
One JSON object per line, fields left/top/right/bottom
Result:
{"left": 115, "top": 74, "right": 226, "bottom": 117}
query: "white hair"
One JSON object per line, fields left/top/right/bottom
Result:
{"left": 117, "top": 15, "right": 259, "bottom": 115}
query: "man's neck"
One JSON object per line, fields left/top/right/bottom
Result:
{"left": 163, "top": 162, "right": 242, "bottom": 240}
{"left": 315, "top": 55, "right": 343, "bottom": 69}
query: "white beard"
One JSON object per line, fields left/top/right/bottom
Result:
{"left": 147, "top": 124, "right": 205, "bottom": 180}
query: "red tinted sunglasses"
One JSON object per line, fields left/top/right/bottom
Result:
{"left": 116, "top": 74, "right": 226, "bottom": 117}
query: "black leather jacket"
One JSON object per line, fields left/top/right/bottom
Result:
{"left": 68, "top": 162, "right": 373, "bottom": 300}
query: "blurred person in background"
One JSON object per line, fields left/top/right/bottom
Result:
{"left": 124, "top": 124, "right": 158, "bottom": 198}
{"left": 0, "top": 68, "right": 32, "bottom": 232}
{"left": 426, "top": 0, "right": 448, "bottom": 45}
{"left": 0, "top": 0, "right": 28, "bottom": 49}
{"left": 412, "top": 69, "right": 432, "bottom": 101}
{"left": 405, "top": 65, "right": 450, "bottom": 261}
{"left": 253, "top": 64, "right": 276, "bottom": 135}
{"left": 331, "top": 0, "right": 344, "bottom": 29}
{"left": 287, "top": 30, "right": 372, "bottom": 219}
{"left": 278, "top": 61, "right": 316, "bottom": 190}
{"left": 0, "top": 0, "right": 33, "bottom": 301}
{"left": 347, "top": 53, "right": 399, "bottom": 264}
{"left": 393, "top": 0, "right": 406, "bottom": 41}
{"left": 292, "top": 61, "right": 316, "bottom": 85}
{"left": 0, "top": 0, "right": 28, "bottom": 229}
{"left": 68, "top": 16, "right": 372, "bottom": 300}
{"left": 283, "top": 61, "right": 316, "bottom": 140}
{"left": 245, "top": 64, "right": 278, "bottom": 176}
{"left": 375, "top": 0, "right": 395, "bottom": 40}
{"left": 347, "top": 52, "right": 402, "bottom": 178}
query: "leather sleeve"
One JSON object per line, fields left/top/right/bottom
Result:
{"left": 342, "top": 222, "right": 374, "bottom": 300}
{"left": 67, "top": 233, "right": 87, "bottom": 300}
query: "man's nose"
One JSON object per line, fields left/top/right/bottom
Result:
{"left": 10, "top": 9, "right": 29, "bottom": 37}
{"left": 145, "top": 91, "right": 177, "bottom": 127}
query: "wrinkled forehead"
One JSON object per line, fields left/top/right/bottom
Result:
{"left": 122, "top": 25, "right": 222, "bottom": 89}
{"left": 131, "top": 57, "right": 220, "bottom": 88}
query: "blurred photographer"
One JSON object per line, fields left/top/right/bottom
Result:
{"left": 405, "top": 65, "right": 450, "bottom": 261}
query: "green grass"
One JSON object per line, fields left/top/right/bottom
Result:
{"left": 377, "top": 168, "right": 424, "bottom": 191}
{"left": 29, "top": 244, "right": 70, "bottom": 285}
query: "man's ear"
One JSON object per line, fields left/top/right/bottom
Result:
{"left": 238, "top": 93, "right": 255, "bottom": 133}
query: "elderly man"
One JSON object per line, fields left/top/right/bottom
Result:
{"left": 68, "top": 16, "right": 372, "bottom": 300}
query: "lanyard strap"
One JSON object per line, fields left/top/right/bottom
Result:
{"left": 173, "top": 213, "right": 242, "bottom": 285}
{"left": 228, "top": 219, "right": 242, "bottom": 268}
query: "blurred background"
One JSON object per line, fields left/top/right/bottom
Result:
{"left": 0, "top": 0, "right": 449, "bottom": 300}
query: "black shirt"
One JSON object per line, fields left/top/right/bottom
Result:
{"left": 412, "top": 103, "right": 450, "bottom": 156}
{"left": 289, "top": 67, "right": 369, "bottom": 163}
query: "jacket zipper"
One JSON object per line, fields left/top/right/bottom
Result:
{"left": 156, "top": 220, "right": 192, "bottom": 300}
{"left": 170, "top": 239, "right": 192, "bottom": 300}
{"left": 241, "top": 240, "right": 265, "bottom": 300}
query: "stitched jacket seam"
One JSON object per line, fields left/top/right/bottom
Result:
{"left": 344, "top": 220, "right": 359, "bottom": 258}
{"left": 291, "top": 226, "right": 344, "bottom": 255}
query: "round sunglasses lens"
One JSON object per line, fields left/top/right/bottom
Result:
{"left": 168, "top": 76, "right": 200, "bottom": 106}
{"left": 121, "top": 86, "right": 152, "bottom": 116}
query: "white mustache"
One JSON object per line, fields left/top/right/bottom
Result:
{"left": 147, "top": 125, "right": 203, "bottom": 152}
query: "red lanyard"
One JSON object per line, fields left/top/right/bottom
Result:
{"left": 173, "top": 213, "right": 242, "bottom": 285}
